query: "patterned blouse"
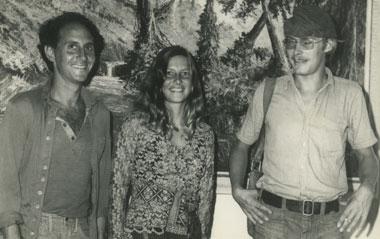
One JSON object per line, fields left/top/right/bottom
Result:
{"left": 111, "top": 112, "right": 215, "bottom": 239}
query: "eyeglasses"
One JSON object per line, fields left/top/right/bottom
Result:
{"left": 284, "top": 37, "right": 324, "bottom": 50}
{"left": 165, "top": 70, "right": 191, "bottom": 81}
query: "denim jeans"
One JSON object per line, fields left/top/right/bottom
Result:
{"left": 253, "top": 202, "right": 348, "bottom": 239}
{"left": 21, "top": 213, "right": 89, "bottom": 239}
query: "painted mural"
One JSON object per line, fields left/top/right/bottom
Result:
{"left": 0, "top": 0, "right": 367, "bottom": 173}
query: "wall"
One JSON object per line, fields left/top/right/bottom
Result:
{"left": 210, "top": 174, "right": 250, "bottom": 239}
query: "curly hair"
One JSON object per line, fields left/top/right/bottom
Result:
{"left": 38, "top": 12, "right": 104, "bottom": 75}
{"left": 137, "top": 45, "right": 205, "bottom": 138}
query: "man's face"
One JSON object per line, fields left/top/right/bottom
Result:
{"left": 285, "top": 36, "right": 327, "bottom": 76}
{"left": 47, "top": 23, "right": 95, "bottom": 86}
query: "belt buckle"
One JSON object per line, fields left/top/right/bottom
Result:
{"left": 302, "top": 200, "right": 314, "bottom": 216}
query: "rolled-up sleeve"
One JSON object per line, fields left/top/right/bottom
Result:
{"left": 0, "top": 100, "right": 29, "bottom": 228}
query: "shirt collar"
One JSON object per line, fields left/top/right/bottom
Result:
{"left": 285, "top": 67, "right": 335, "bottom": 90}
{"left": 41, "top": 79, "right": 98, "bottom": 109}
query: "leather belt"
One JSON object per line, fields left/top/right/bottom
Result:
{"left": 261, "top": 190, "right": 339, "bottom": 216}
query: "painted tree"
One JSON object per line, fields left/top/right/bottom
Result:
{"left": 125, "top": 0, "right": 172, "bottom": 87}
{"left": 220, "top": 12, "right": 267, "bottom": 69}
{"left": 324, "top": 0, "right": 366, "bottom": 85}
{"left": 196, "top": 0, "right": 220, "bottom": 82}
{"left": 218, "top": 0, "right": 366, "bottom": 83}
{"left": 219, "top": 0, "right": 290, "bottom": 75}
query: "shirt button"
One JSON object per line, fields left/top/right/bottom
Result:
{"left": 43, "top": 165, "right": 48, "bottom": 170}
{"left": 71, "top": 136, "right": 75, "bottom": 141}
{"left": 37, "top": 190, "right": 43, "bottom": 196}
{"left": 30, "top": 231, "right": 35, "bottom": 236}
{"left": 35, "top": 204, "right": 40, "bottom": 209}
{"left": 46, "top": 136, "right": 51, "bottom": 141}
{"left": 63, "top": 123, "right": 67, "bottom": 127}
{"left": 41, "top": 177, "right": 46, "bottom": 182}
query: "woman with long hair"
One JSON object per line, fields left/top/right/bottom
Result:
{"left": 111, "top": 46, "right": 215, "bottom": 239}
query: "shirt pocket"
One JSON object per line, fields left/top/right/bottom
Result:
{"left": 309, "top": 117, "right": 346, "bottom": 185}
{"left": 309, "top": 116, "right": 345, "bottom": 156}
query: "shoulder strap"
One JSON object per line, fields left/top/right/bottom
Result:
{"left": 249, "top": 77, "right": 276, "bottom": 171}
{"left": 263, "top": 77, "right": 276, "bottom": 120}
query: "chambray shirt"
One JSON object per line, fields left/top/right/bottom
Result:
{"left": 237, "top": 69, "right": 377, "bottom": 202}
{"left": 0, "top": 82, "right": 112, "bottom": 238}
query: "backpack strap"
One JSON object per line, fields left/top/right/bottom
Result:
{"left": 263, "top": 77, "right": 276, "bottom": 119}
{"left": 249, "top": 77, "right": 276, "bottom": 171}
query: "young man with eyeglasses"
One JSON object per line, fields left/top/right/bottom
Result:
{"left": 229, "top": 5, "right": 379, "bottom": 238}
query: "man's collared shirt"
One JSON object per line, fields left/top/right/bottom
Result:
{"left": 0, "top": 82, "right": 111, "bottom": 238}
{"left": 237, "top": 68, "right": 377, "bottom": 201}
{"left": 42, "top": 97, "right": 92, "bottom": 217}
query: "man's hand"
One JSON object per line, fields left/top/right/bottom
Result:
{"left": 4, "top": 224, "right": 21, "bottom": 239}
{"left": 338, "top": 146, "right": 379, "bottom": 236}
{"left": 232, "top": 187, "right": 272, "bottom": 224}
{"left": 229, "top": 140, "right": 272, "bottom": 224}
{"left": 337, "top": 185, "right": 374, "bottom": 235}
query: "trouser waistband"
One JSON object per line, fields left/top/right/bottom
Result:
{"left": 261, "top": 190, "right": 340, "bottom": 216}
{"left": 41, "top": 212, "right": 86, "bottom": 233}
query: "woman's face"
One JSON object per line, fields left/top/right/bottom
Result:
{"left": 162, "top": 55, "right": 193, "bottom": 106}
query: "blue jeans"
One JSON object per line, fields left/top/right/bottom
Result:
{"left": 253, "top": 202, "right": 348, "bottom": 239}
{"left": 21, "top": 213, "right": 89, "bottom": 239}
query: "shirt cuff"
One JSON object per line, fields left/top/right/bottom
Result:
{"left": 351, "top": 138, "right": 378, "bottom": 150}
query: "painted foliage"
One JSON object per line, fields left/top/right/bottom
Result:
{"left": 0, "top": 0, "right": 366, "bottom": 173}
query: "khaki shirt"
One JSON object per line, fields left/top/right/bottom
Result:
{"left": 237, "top": 69, "right": 377, "bottom": 201}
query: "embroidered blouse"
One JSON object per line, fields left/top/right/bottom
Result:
{"left": 111, "top": 112, "right": 215, "bottom": 239}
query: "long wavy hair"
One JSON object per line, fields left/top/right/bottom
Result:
{"left": 137, "top": 45, "right": 205, "bottom": 138}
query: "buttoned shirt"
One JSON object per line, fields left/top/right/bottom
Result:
{"left": 0, "top": 82, "right": 112, "bottom": 238}
{"left": 237, "top": 68, "right": 377, "bottom": 201}
{"left": 42, "top": 98, "right": 92, "bottom": 217}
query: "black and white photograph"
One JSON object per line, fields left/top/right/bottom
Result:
{"left": 1, "top": 0, "right": 380, "bottom": 238}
